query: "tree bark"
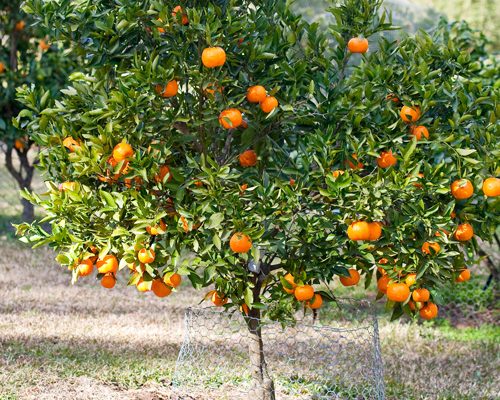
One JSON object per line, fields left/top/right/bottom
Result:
{"left": 21, "top": 197, "right": 35, "bottom": 222}
{"left": 4, "top": 146, "right": 36, "bottom": 223}
{"left": 246, "top": 307, "right": 275, "bottom": 400}
{"left": 245, "top": 272, "right": 275, "bottom": 400}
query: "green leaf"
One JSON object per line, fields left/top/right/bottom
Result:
{"left": 206, "top": 212, "right": 224, "bottom": 229}
{"left": 244, "top": 287, "right": 254, "bottom": 306}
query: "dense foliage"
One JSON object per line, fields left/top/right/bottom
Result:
{"left": 15, "top": 0, "right": 499, "bottom": 324}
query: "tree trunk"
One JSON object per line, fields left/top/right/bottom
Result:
{"left": 4, "top": 146, "right": 36, "bottom": 223}
{"left": 21, "top": 197, "right": 35, "bottom": 222}
{"left": 246, "top": 305, "right": 275, "bottom": 400}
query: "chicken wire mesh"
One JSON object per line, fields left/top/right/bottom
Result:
{"left": 173, "top": 299, "right": 385, "bottom": 400}
{"left": 434, "top": 257, "right": 498, "bottom": 327}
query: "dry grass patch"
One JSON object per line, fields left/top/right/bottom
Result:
{"left": 0, "top": 240, "right": 499, "bottom": 400}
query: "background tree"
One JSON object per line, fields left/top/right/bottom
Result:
{"left": 0, "top": 1, "right": 73, "bottom": 222}
{"left": 14, "top": 0, "right": 498, "bottom": 398}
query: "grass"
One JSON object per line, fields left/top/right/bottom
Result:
{"left": 0, "top": 240, "right": 498, "bottom": 400}
{"left": 435, "top": 323, "right": 500, "bottom": 343}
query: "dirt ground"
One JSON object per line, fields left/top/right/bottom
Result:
{"left": 0, "top": 241, "right": 498, "bottom": 400}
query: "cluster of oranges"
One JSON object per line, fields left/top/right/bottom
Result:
{"left": 375, "top": 270, "right": 439, "bottom": 320}
{"left": 347, "top": 221, "right": 382, "bottom": 241}
{"left": 74, "top": 244, "right": 183, "bottom": 298}
{"left": 282, "top": 274, "right": 323, "bottom": 309}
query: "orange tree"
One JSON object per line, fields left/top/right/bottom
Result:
{"left": 14, "top": 0, "right": 499, "bottom": 397}
{"left": 0, "top": 1, "right": 73, "bottom": 221}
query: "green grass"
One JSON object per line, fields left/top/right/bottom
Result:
{"left": 436, "top": 323, "right": 500, "bottom": 343}
{"left": 0, "top": 337, "right": 176, "bottom": 392}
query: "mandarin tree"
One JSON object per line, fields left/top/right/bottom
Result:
{"left": 0, "top": 1, "right": 73, "bottom": 221}
{"left": 14, "top": 0, "right": 499, "bottom": 398}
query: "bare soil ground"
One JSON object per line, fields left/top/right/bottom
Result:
{"left": 0, "top": 241, "right": 498, "bottom": 400}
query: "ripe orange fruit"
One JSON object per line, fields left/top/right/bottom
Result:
{"left": 332, "top": 170, "right": 345, "bottom": 179}
{"left": 482, "top": 177, "right": 500, "bottom": 197}
{"left": 202, "top": 47, "right": 226, "bottom": 68}
{"left": 377, "top": 150, "right": 397, "bottom": 168}
{"left": 454, "top": 223, "right": 474, "bottom": 241}
{"left": 155, "top": 80, "right": 179, "bottom": 98}
{"left": 241, "top": 303, "right": 250, "bottom": 315}
{"left": 260, "top": 96, "right": 279, "bottom": 113}
{"left": 347, "top": 37, "right": 369, "bottom": 53}
{"left": 211, "top": 292, "right": 228, "bottom": 306}
{"left": 412, "top": 288, "right": 430, "bottom": 302}
{"left": 239, "top": 150, "right": 258, "bottom": 167}
{"left": 378, "top": 258, "right": 389, "bottom": 265}
{"left": 368, "top": 222, "right": 382, "bottom": 241}
{"left": 13, "top": 139, "right": 24, "bottom": 150}
{"left": 419, "top": 302, "right": 438, "bottom": 320}
{"left": 229, "top": 232, "right": 252, "bottom": 253}
{"left": 422, "top": 241, "right": 440, "bottom": 255}
{"left": 138, "top": 248, "right": 155, "bottom": 264}
{"left": 387, "top": 282, "right": 410, "bottom": 302}
{"left": 456, "top": 268, "right": 471, "bottom": 283}
{"left": 101, "top": 273, "right": 116, "bottom": 289}
{"left": 180, "top": 216, "right": 190, "bottom": 233}
{"left": 410, "top": 125, "right": 429, "bottom": 141}
{"left": 400, "top": 106, "right": 421, "bottom": 123}
{"left": 63, "top": 137, "right": 81, "bottom": 152}
{"left": 136, "top": 279, "right": 151, "bottom": 292}
{"left": 78, "top": 259, "right": 94, "bottom": 277}
{"left": 106, "top": 157, "right": 129, "bottom": 180}
{"left": 164, "top": 273, "right": 182, "bottom": 288}
{"left": 347, "top": 154, "right": 364, "bottom": 170}
{"left": 282, "top": 273, "right": 297, "bottom": 294}
{"left": 450, "top": 179, "right": 473, "bottom": 200}
{"left": 0, "top": 62, "right": 5, "bottom": 73}
{"left": 289, "top": 178, "right": 296, "bottom": 186}
{"left": 307, "top": 293, "right": 323, "bottom": 309}
{"left": 15, "top": 21, "right": 26, "bottom": 31}
{"left": 247, "top": 85, "right": 267, "bottom": 103}
{"left": 405, "top": 273, "right": 417, "bottom": 287}
{"left": 347, "top": 221, "right": 370, "bottom": 241}
{"left": 219, "top": 108, "right": 243, "bottom": 129}
{"left": 155, "top": 165, "right": 172, "bottom": 183}
{"left": 294, "top": 285, "right": 314, "bottom": 301}
{"left": 408, "top": 300, "right": 416, "bottom": 311}
{"left": 377, "top": 275, "right": 390, "bottom": 293}
{"left": 339, "top": 268, "right": 360, "bottom": 287}
{"left": 172, "top": 5, "right": 188, "bottom": 25}
{"left": 152, "top": 279, "right": 172, "bottom": 297}
{"left": 96, "top": 254, "right": 119, "bottom": 274}
{"left": 39, "top": 40, "right": 50, "bottom": 51}
{"left": 113, "top": 142, "right": 134, "bottom": 162}
{"left": 146, "top": 220, "right": 167, "bottom": 236}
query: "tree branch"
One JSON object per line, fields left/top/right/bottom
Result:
{"left": 5, "top": 147, "right": 23, "bottom": 186}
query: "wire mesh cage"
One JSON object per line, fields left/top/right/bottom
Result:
{"left": 173, "top": 299, "right": 385, "bottom": 400}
